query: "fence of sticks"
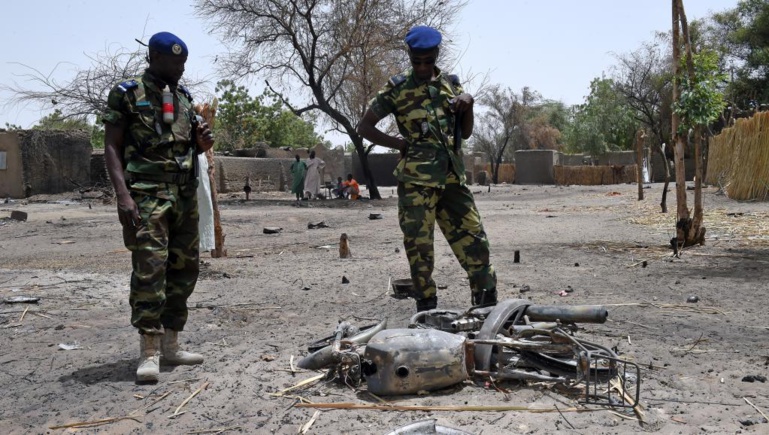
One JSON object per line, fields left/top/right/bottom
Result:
{"left": 554, "top": 165, "right": 637, "bottom": 185}
{"left": 707, "top": 111, "right": 769, "bottom": 200}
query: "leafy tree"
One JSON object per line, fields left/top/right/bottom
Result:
{"left": 672, "top": 50, "right": 727, "bottom": 133}
{"left": 195, "top": 0, "right": 466, "bottom": 199}
{"left": 214, "top": 80, "right": 322, "bottom": 150}
{"left": 707, "top": 0, "right": 769, "bottom": 109}
{"left": 565, "top": 77, "right": 638, "bottom": 155}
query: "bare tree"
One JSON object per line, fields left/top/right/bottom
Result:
{"left": 613, "top": 37, "right": 675, "bottom": 212}
{"left": 2, "top": 44, "right": 210, "bottom": 124}
{"left": 195, "top": 0, "right": 466, "bottom": 199}
{"left": 472, "top": 85, "right": 539, "bottom": 184}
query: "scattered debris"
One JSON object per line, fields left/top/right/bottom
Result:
{"left": 686, "top": 295, "right": 699, "bottom": 303}
{"left": 261, "top": 355, "right": 276, "bottom": 362}
{"left": 519, "top": 285, "right": 530, "bottom": 293}
{"left": 58, "top": 343, "right": 82, "bottom": 351}
{"left": 564, "top": 286, "right": 574, "bottom": 293}
{"left": 263, "top": 227, "right": 282, "bottom": 234}
{"left": 742, "top": 375, "right": 767, "bottom": 383}
{"left": 384, "top": 419, "right": 475, "bottom": 435}
{"left": 302, "top": 286, "right": 311, "bottom": 291}
{"left": 3, "top": 296, "right": 40, "bottom": 304}
{"left": 308, "top": 221, "right": 329, "bottom": 229}
{"left": 342, "top": 276, "right": 350, "bottom": 284}
{"left": 513, "top": 250, "right": 520, "bottom": 263}
{"left": 298, "top": 410, "right": 320, "bottom": 434}
{"left": 574, "top": 262, "right": 579, "bottom": 267}
{"left": 394, "top": 247, "right": 400, "bottom": 253}
{"left": 557, "top": 290, "right": 570, "bottom": 297}
{"left": 10, "top": 211, "right": 28, "bottom": 221}
{"left": 368, "top": 213, "right": 383, "bottom": 220}
{"left": 642, "top": 260, "right": 648, "bottom": 268}
{"left": 391, "top": 278, "right": 413, "bottom": 299}
{"left": 437, "top": 284, "right": 448, "bottom": 290}
{"left": 339, "top": 233, "right": 351, "bottom": 258}
{"left": 169, "top": 381, "right": 209, "bottom": 419}
{"left": 54, "top": 240, "right": 76, "bottom": 245}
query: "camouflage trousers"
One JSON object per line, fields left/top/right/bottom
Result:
{"left": 397, "top": 174, "right": 496, "bottom": 301}
{"left": 123, "top": 191, "right": 200, "bottom": 334}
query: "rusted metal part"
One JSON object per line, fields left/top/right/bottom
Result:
{"left": 474, "top": 369, "right": 568, "bottom": 384}
{"left": 297, "top": 319, "right": 387, "bottom": 370}
{"left": 474, "top": 299, "right": 530, "bottom": 371}
{"left": 364, "top": 329, "right": 470, "bottom": 395}
{"left": 525, "top": 305, "right": 608, "bottom": 324}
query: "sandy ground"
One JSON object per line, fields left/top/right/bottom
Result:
{"left": 1, "top": 182, "right": 768, "bottom": 435}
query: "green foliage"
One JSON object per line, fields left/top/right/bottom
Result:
{"left": 565, "top": 78, "right": 638, "bottom": 155}
{"left": 214, "top": 80, "right": 322, "bottom": 151}
{"left": 3, "top": 122, "right": 22, "bottom": 130}
{"left": 709, "top": 0, "right": 769, "bottom": 107}
{"left": 32, "top": 109, "right": 104, "bottom": 148}
{"left": 672, "top": 50, "right": 727, "bottom": 132}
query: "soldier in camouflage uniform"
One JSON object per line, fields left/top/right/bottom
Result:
{"left": 103, "top": 32, "right": 215, "bottom": 383}
{"left": 357, "top": 26, "right": 497, "bottom": 312}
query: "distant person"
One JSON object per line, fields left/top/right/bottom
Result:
{"left": 332, "top": 176, "right": 345, "bottom": 199}
{"left": 102, "top": 31, "right": 214, "bottom": 382}
{"left": 303, "top": 150, "right": 325, "bottom": 200}
{"left": 356, "top": 25, "right": 497, "bottom": 312}
{"left": 289, "top": 155, "right": 306, "bottom": 201}
{"left": 342, "top": 174, "right": 360, "bottom": 200}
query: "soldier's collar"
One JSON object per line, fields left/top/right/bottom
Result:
{"left": 142, "top": 69, "right": 168, "bottom": 93}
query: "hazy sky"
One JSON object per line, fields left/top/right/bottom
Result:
{"left": 0, "top": 0, "right": 735, "bottom": 144}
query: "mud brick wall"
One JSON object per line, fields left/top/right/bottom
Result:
{"left": 0, "top": 130, "right": 92, "bottom": 198}
{"left": 214, "top": 156, "right": 293, "bottom": 193}
{"left": 515, "top": 150, "right": 560, "bottom": 185}
{"left": 554, "top": 165, "right": 638, "bottom": 185}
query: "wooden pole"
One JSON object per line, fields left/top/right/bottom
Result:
{"left": 672, "top": 0, "right": 689, "bottom": 255}
{"left": 636, "top": 130, "right": 646, "bottom": 201}
{"left": 197, "top": 99, "right": 227, "bottom": 258}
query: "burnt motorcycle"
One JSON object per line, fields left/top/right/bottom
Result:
{"left": 298, "top": 299, "right": 640, "bottom": 408}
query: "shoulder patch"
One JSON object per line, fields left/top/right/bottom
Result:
{"left": 388, "top": 74, "right": 407, "bottom": 87}
{"left": 447, "top": 74, "right": 461, "bottom": 87}
{"left": 116, "top": 80, "right": 139, "bottom": 93}
{"left": 178, "top": 85, "right": 193, "bottom": 102}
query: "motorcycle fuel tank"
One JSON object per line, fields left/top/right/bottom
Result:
{"left": 363, "top": 328, "right": 473, "bottom": 395}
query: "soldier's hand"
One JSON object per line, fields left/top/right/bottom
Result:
{"left": 195, "top": 121, "right": 215, "bottom": 153}
{"left": 452, "top": 93, "right": 474, "bottom": 114}
{"left": 117, "top": 193, "right": 140, "bottom": 228}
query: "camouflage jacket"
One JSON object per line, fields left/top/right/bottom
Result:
{"left": 369, "top": 67, "right": 466, "bottom": 187}
{"left": 102, "top": 70, "right": 197, "bottom": 200}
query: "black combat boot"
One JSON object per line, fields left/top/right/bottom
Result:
{"left": 471, "top": 288, "right": 498, "bottom": 307}
{"left": 415, "top": 296, "right": 438, "bottom": 312}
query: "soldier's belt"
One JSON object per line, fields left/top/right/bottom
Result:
{"left": 126, "top": 171, "right": 194, "bottom": 185}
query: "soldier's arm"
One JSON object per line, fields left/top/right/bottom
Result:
{"left": 104, "top": 121, "right": 140, "bottom": 228}
{"left": 357, "top": 109, "right": 408, "bottom": 155}
{"left": 453, "top": 93, "right": 475, "bottom": 139}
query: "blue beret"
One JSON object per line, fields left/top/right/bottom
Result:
{"left": 148, "top": 32, "right": 188, "bottom": 56}
{"left": 405, "top": 26, "right": 442, "bottom": 51}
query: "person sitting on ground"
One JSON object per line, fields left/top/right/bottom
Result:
{"left": 342, "top": 174, "right": 360, "bottom": 200}
{"left": 332, "top": 176, "right": 345, "bottom": 199}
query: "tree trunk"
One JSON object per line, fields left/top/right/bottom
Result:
{"left": 678, "top": 0, "right": 706, "bottom": 247}
{"left": 351, "top": 135, "right": 382, "bottom": 200}
{"left": 671, "top": 0, "right": 690, "bottom": 256}
{"left": 492, "top": 154, "right": 502, "bottom": 185}
{"left": 635, "top": 130, "right": 645, "bottom": 201}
